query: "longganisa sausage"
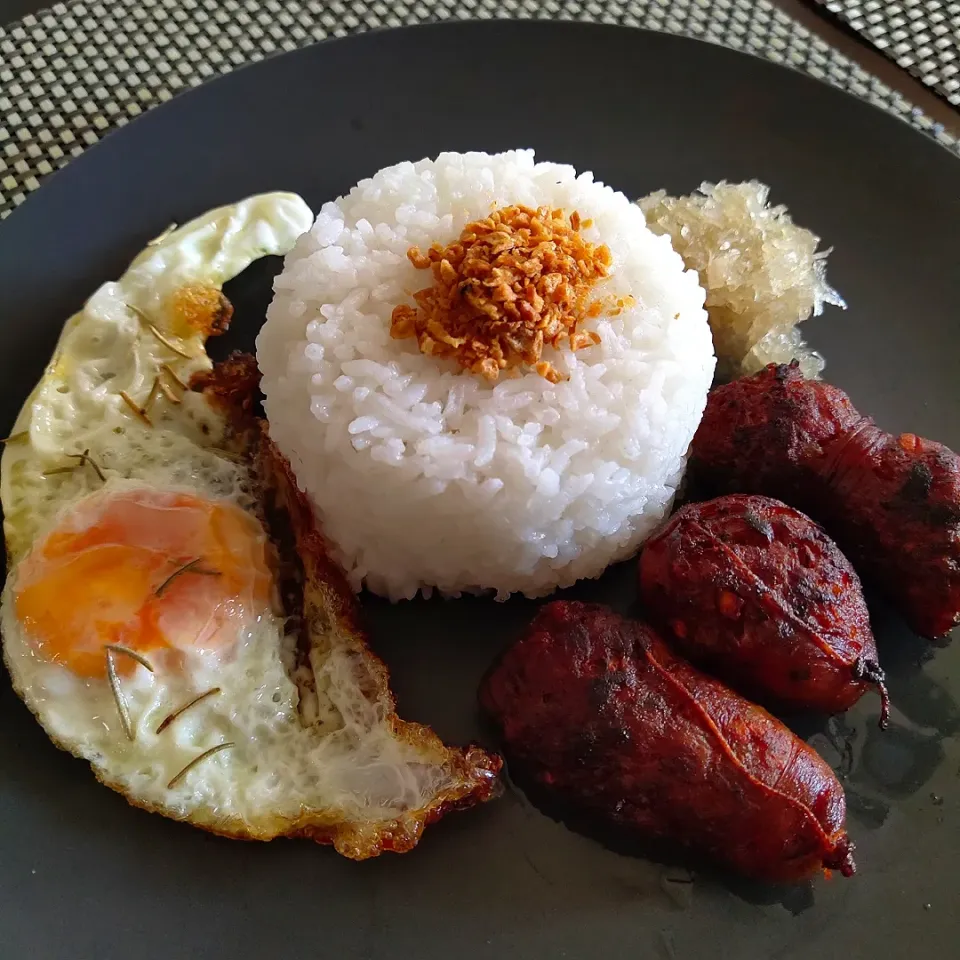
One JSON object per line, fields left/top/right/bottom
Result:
{"left": 688, "top": 361, "right": 960, "bottom": 640}
{"left": 639, "top": 494, "right": 890, "bottom": 727}
{"left": 479, "top": 601, "right": 856, "bottom": 883}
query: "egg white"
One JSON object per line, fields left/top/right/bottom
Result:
{"left": 1, "top": 193, "right": 313, "bottom": 559}
{"left": 0, "top": 195, "right": 488, "bottom": 851}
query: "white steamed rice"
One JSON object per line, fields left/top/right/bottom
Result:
{"left": 257, "top": 150, "right": 716, "bottom": 601}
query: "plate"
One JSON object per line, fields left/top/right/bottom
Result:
{"left": 1, "top": 20, "right": 958, "bottom": 960}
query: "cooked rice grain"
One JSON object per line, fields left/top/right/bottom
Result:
{"left": 258, "top": 150, "right": 715, "bottom": 600}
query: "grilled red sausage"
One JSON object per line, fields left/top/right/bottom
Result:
{"left": 689, "top": 361, "right": 960, "bottom": 639}
{"left": 639, "top": 495, "right": 889, "bottom": 726}
{"left": 479, "top": 601, "right": 856, "bottom": 883}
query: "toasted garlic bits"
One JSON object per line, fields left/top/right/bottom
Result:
{"left": 391, "top": 204, "right": 614, "bottom": 384}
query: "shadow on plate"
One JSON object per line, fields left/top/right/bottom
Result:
{"left": 496, "top": 758, "right": 821, "bottom": 915}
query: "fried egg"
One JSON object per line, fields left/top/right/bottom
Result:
{"left": 1, "top": 195, "right": 499, "bottom": 856}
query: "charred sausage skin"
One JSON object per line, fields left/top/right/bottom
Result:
{"left": 479, "top": 601, "right": 855, "bottom": 883}
{"left": 689, "top": 362, "right": 960, "bottom": 639}
{"left": 639, "top": 495, "right": 889, "bottom": 725}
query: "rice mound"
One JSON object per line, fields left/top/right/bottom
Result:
{"left": 257, "top": 150, "right": 715, "bottom": 601}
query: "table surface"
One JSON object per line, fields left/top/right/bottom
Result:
{"left": 818, "top": 0, "right": 960, "bottom": 108}
{"left": 0, "top": 0, "right": 956, "bottom": 221}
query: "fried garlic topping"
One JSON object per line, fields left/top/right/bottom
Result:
{"left": 391, "top": 205, "right": 612, "bottom": 383}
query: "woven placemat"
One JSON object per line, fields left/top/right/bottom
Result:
{"left": 818, "top": 1, "right": 960, "bottom": 107}
{"left": 0, "top": 0, "right": 957, "bottom": 218}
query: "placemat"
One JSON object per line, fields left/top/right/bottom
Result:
{"left": 0, "top": 0, "right": 957, "bottom": 219}
{"left": 817, "top": 1, "right": 960, "bottom": 107}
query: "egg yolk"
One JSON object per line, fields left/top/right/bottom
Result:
{"left": 15, "top": 487, "right": 273, "bottom": 677}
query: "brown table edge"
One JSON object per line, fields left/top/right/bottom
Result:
{"left": 773, "top": 0, "right": 960, "bottom": 138}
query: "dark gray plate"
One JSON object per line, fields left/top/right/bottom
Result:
{"left": 0, "top": 20, "right": 957, "bottom": 960}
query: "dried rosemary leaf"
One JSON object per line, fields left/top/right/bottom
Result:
{"left": 128, "top": 304, "right": 192, "bottom": 359}
{"left": 119, "top": 390, "right": 153, "bottom": 426}
{"left": 167, "top": 742, "right": 235, "bottom": 789}
{"left": 104, "top": 643, "right": 155, "bottom": 673}
{"left": 105, "top": 649, "right": 135, "bottom": 741}
{"left": 157, "top": 378, "right": 182, "bottom": 404}
{"left": 155, "top": 558, "right": 221, "bottom": 597}
{"left": 160, "top": 363, "right": 188, "bottom": 391}
{"left": 156, "top": 688, "right": 221, "bottom": 734}
{"left": 76, "top": 449, "right": 106, "bottom": 482}
{"left": 43, "top": 449, "right": 106, "bottom": 483}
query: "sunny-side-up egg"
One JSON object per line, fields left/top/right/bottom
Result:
{"left": 1, "top": 193, "right": 499, "bottom": 857}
